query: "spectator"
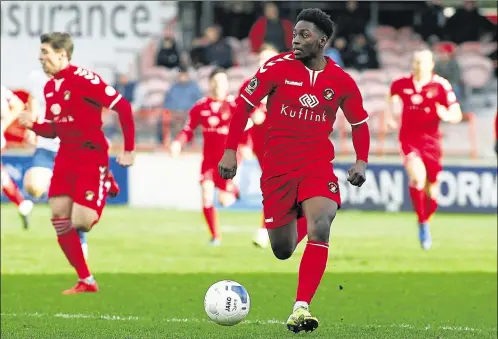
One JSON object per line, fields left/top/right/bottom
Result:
{"left": 191, "top": 26, "right": 235, "bottom": 69}
{"left": 434, "top": 43, "right": 463, "bottom": 101}
{"left": 248, "top": 2, "right": 293, "bottom": 53}
{"left": 444, "top": 0, "right": 496, "bottom": 44}
{"left": 163, "top": 68, "right": 203, "bottom": 113}
{"left": 158, "top": 68, "right": 203, "bottom": 143}
{"left": 114, "top": 74, "right": 138, "bottom": 107}
{"left": 343, "top": 34, "right": 379, "bottom": 71}
{"left": 156, "top": 36, "right": 182, "bottom": 69}
{"left": 325, "top": 38, "right": 346, "bottom": 68}
{"left": 414, "top": 0, "right": 446, "bottom": 43}
{"left": 335, "top": 1, "right": 368, "bottom": 40}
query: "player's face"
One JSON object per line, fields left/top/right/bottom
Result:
{"left": 292, "top": 21, "right": 326, "bottom": 60}
{"left": 39, "top": 43, "right": 65, "bottom": 75}
{"left": 259, "top": 49, "right": 278, "bottom": 67}
{"left": 412, "top": 51, "right": 435, "bottom": 76}
{"left": 210, "top": 72, "right": 229, "bottom": 97}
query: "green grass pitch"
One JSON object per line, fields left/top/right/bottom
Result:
{"left": 1, "top": 204, "right": 496, "bottom": 338}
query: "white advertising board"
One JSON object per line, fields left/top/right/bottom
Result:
{"left": 1, "top": 1, "right": 177, "bottom": 87}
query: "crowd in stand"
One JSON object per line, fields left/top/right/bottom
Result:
{"left": 107, "top": 0, "right": 497, "bottom": 147}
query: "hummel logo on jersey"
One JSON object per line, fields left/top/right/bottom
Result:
{"left": 285, "top": 79, "right": 303, "bottom": 87}
{"left": 264, "top": 217, "right": 273, "bottom": 223}
{"left": 299, "top": 94, "right": 319, "bottom": 108}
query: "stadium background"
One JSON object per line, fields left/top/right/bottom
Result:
{"left": 1, "top": 0, "right": 496, "bottom": 213}
{"left": 1, "top": 1, "right": 497, "bottom": 338}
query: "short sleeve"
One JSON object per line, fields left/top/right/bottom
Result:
{"left": 72, "top": 67, "right": 123, "bottom": 110}
{"left": 239, "top": 54, "right": 292, "bottom": 107}
{"left": 435, "top": 78, "right": 458, "bottom": 108}
{"left": 390, "top": 79, "right": 401, "bottom": 97}
{"left": 340, "top": 77, "right": 369, "bottom": 126}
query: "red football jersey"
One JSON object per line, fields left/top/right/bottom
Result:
{"left": 176, "top": 96, "right": 237, "bottom": 165}
{"left": 390, "top": 74, "right": 457, "bottom": 142}
{"left": 239, "top": 52, "right": 368, "bottom": 178}
{"left": 43, "top": 65, "right": 124, "bottom": 162}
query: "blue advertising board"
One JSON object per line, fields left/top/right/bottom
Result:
{"left": 222, "top": 159, "right": 497, "bottom": 214}
{"left": 1, "top": 155, "right": 128, "bottom": 204}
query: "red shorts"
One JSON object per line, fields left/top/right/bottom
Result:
{"left": 400, "top": 141, "right": 442, "bottom": 183}
{"left": 261, "top": 165, "right": 341, "bottom": 229}
{"left": 48, "top": 159, "right": 110, "bottom": 223}
{"left": 200, "top": 162, "right": 237, "bottom": 193}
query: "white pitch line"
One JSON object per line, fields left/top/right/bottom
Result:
{"left": 1, "top": 312, "right": 495, "bottom": 333}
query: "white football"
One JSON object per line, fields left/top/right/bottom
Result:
{"left": 204, "top": 280, "right": 250, "bottom": 326}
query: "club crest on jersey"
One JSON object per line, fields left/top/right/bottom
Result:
{"left": 85, "top": 191, "right": 95, "bottom": 201}
{"left": 64, "top": 90, "right": 71, "bottom": 101}
{"left": 323, "top": 88, "right": 335, "bottom": 101}
{"left": 208, "top": 116, "right": 220, "bottom": 127}
{"left": 328, "top": 182, "right": 339, "bottom": 193}
{"left": 410, "top": 94, "right": 423, "bottom": 105}
{"left": 50, "top": 103, "right": 61, "bottom": 115}
{"left": 245, "top": 77, "right": 259, "bottom": 95}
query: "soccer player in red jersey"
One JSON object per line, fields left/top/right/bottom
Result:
{"left": 1, "top": 86, "right": 35, "bottom": 228}
{"left": 239, "top": 44, "right": 279, "bottom": 248}
{"left": 219, "top": 9, "right": 370, "bottom": 332}
{"left": 19, "top": 32, "right": 135, "bottom": 294}
{"left": 171, "top": 68, "right": 251, "bottom": 246}
{"left": 385, "top": 49, "right": 462, "bottom": 251}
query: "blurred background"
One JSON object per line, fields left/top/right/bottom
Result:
{"left": 1, "top": 0, "right": 497, "bottom": 212}
{"left": 0, "top": 2, "right": 496, "bottom": 337}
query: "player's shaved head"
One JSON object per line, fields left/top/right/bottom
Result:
{"left": 412, "top": 49, "right": 435, "bottom": 77}
{"left": 209, "top": 67, "right": 226, "bottom": 80}
{"left": 413, "top": 49, "right": 434, "bottom": 62}
{"left": 295, "top": 8, "right": 335, "bottom": 40}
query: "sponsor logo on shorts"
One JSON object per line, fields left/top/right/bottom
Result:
{"left": 323, "top": 88, "right": 335, "bottom": 101}
{"left": 328, "top": 182, "right": 339, "bottom": 193}
{"left": 245, "top": 77, "right": 259, "bottom": 95}
{"left": 85, "top": 190, "right": 95, "bottom": 201}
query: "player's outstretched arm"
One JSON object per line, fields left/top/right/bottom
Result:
{"left": 171, "top": 104, "right": 202, "bottom": 156}
{"left": 75, "top": 69, "right": 136, "bottom": 165}
{"left": 219, "top": 97, "right": 253, "bottom": 179}
{"left": 341, "top": 78, "right": 371, "bottom": 187}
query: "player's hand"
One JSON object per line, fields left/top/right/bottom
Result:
{"left": 251, "top": 109, "right": 266, "bottom": 125}
{"left": 18, "top": 111, "right": 34, "bottom": 129}
{"left": 218, "top": 149, "right": 238, "bottom": 179}
{"left": 385, "top": 118, "right": 398, "bottom": 130}
{"left": 24, "top": 130, "right": 37, "bottom": 146}
{"left": 240, "top": 145, "right": 253, "bottom": 160}
{"left": 347, "top": 160, "right": 367, "bottom": 187}
{"left": 170, "top": 140, "right": 181, "bottom": 157}
{"left": 117, "top": 151, "right": 135, "bottom": 167}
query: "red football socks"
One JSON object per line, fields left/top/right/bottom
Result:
{"left": 2, "top": 178, "right": 24, "bottom": 206}
{"left": 203, "top": 207, "right": 220, "bottom": 240}
{"left": 52, "top": 218, "right": 91, "bottom": 280}
{"left": 408, "top": 186, "right": 427, "bottom": 223}
{"left": 296, "top": 240, "right": 329, "bottom": 304}
{"left": 426, "top": 195, "right": 438, "bottom": 221}
{"left": 296, "top": 217, "right": 307, "bottom": 245}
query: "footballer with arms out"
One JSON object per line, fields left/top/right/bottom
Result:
{"left": 20, "top": 69, "right": 121, "bottom": 259}
{"left": 385, "top": 49, "right": 462, "bottom": 251}
{"left": 219, "top": 9, "right": 370, "bottom": 333}
{"left": 19, "top": 32, "right": 136, "bottom": 294}
{"left": 170, "top": 68, "right": 251, "bottom": 246}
